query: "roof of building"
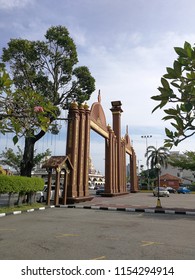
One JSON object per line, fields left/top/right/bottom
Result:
{"left": 160, "top": 173, "right": 182, "bottom": 182}
{"left": 42, "top": 156, "right": 73, "bottom": 170}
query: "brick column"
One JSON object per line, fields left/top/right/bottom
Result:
{"left": 110, "top": 101, "right": 123, "bottom": 193}
{"left": 130, "top": 148, "right": 139, "bottom": 192}
{"left": 66, "top": 103, "right": 80, "bottom": 198}
{"left": 105, "top": 125, "right": 113, "bottom": 194}
{"left": 77, "top": 105, "right": 86, "bottom": 197}
{"left": 83, "top": 105, "right": 90, "bottom": 196}
{"left": 54, "top": 167, "right": 60, "bottom": 205}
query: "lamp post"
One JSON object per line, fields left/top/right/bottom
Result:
{"left": 141, "top": 135, "right": 152, "bottom": 189}
{"left": 155, "top": 163, "right": 162, "bottom": 208}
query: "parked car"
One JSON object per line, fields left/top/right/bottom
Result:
{"left": 36, "top": 185, "right": 63, "bottom": 202}
{"left": 153, "top": 187, "right": 169, "bottom": 197}
{"left": 96, "top": 185, "right": 105, "bottom": 195}
{"left": 165, "top": 187, "right": 176, "bottom": 193}
{"left": 89, "top": 185, "right": 95, "bottom": 190}
{"left": 177, "top": 187, "right": 191, "bottom": 194}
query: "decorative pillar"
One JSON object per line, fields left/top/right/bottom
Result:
{"left": 61, "top": 166, "right": 70, "bottom": 205}
{"left": 77, "top": 105, "right": 86, "bottom": 197}
{"left": 54, "top": 167, "right": 60, "bottom": 205}
{"left": 112, "top": 135, "right": 117, "bottom": 193}
{"left": 105, "top": 125, "right": 113, "bottom": 194}
{"left": 130, "top": 148, "right": 139, "bottom": 192}
{"left": 110, "top": 101, "right": 123, "bottom": 192}
{"left": 46, "top": 168, "right": 52, "bottom": 206}
{"left": 66, "top": 102, "right": 80, "bottom": 198}
{"left": 83, "top": 104, "right": 90, "bottom": 196}
{"left": 121, "top": 138, "right": 126, "bottom": 192}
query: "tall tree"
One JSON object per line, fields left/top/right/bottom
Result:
{"left": 0, "top": 146, "right": 51, "bottom": 174}
{"left": 169, "top": 151, "right": 195, "bottom": 171}
{"left": 151, "top": 41, "right": 195, "bottom": 148}
{"left": 1, "top": 25, "right": 95, "bottom": 176}
{"left": 145, "top": 146, "right": 169, "bottom": 169}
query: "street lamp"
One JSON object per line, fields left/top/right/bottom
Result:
{"left": 155, "top": 163, "right": 162, "bottom": 208}
{"left": 141, "top": 135, "right": 152, "bottom": 189}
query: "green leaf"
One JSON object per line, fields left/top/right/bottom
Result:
{"left": 174, "top": 47, "right": 187, "bottom": 57}
{"left": 184, "top": 102, "right": 193, "bottom": 112}
{"left": 162, "top": 115, "right": 176, "bottom": 121}
{"left": 170, "top": 81, "right": 180, "bottom": 88}
{"left": 173, "top": 61, "right": 181, "bottom": 76}
{"left": 166, "top": 67, "right": 178, "bottom": 79}
{"left": 165, "top": 128, "right": 173, "bottom": 138}
{"left": 164, "top": 73, "right": 175, "bottom": 79}
{"left": 184, "top": 41, "right": 192, "bottom": 58}
{"left": 164, "top": 141, "right": 173, "bottom": 148}
{"left": 161, "top": 77, "right": 170, "bottom": 89}
{"left": 13, "top": 135, "right": 19, "bottom": 145}
{"left": 151, "top": 104, "right": 161, "bottom": 113}
{"left": 151, "top": 95, "right": 163, "bottom": 101}
{"left": 164, "top": 108, "right": 178, "bottom": 115}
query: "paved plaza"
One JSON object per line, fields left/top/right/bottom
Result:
{"left": 76, "top": 191, "right": 195, "bottom": 214}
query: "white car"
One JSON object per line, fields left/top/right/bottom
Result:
{"left": 153, "top": 187, "right": 169, "bottom": 197}
{"left": 36, "top": 185, "right": 63, "bottom": 202}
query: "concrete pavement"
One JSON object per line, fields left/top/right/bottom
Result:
{"left": 58, "top": 192, "right": 195, "bottom": 215}
{"left": 1, "top": 192, "right": 195, "bottom": 217}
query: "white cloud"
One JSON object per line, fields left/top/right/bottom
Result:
{"left": 0, "top": 0, "right": 33, "bottom": 9}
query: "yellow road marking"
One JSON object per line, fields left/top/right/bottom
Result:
{"left": 0, "top": 228, "right": 16, "bottom": 231}
{"left": 91, "top": 256, "right": 106, "bottom": 260}
{"left": 141, "top": 241, "right": 163, "bottom": 247}
{"left": 56, "top": 233, "right": 79, "bottom": 238}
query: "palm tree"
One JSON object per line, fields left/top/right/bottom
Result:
{"left": 145, "top": 146, "right": 169, "bottom": 169}
{"left": 145, "top": 146, "right": 170, "bottom": 207}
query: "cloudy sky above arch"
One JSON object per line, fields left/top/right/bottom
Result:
{"left": 1, "top": 0, "right": 195, "bottom": 173}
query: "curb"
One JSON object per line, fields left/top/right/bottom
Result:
{"left": 0, "top": 205, "right": 55, "bottom": 218}
{"left": 56, "top": 204, "right": 195, "bottom": 216}
{"left": 1, "top": 204, "right": 195, "bottom": 217}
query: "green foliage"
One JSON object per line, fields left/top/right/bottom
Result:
{"left": 2, "top": 25, "right": 95, "bottom": 111}
{"left": 1, "top": 25, "right": 95, "bottom": 177}
{"left": 0, "top": 146, "right": 22, "bottom": 174}
{"left": 72, "top": 66, "right": 96, "bottom": 104}
{"left": 0, "top": 146, "right": 51, "bottom": 174}
{"left": 0, "top": 64, "right": 12, "bottom": 90}
{"left": 0, "top": 175, "right": 44, "bottom": 194}
{"left": 151, "top": 41, "right": 195, "bottom": 148}
{"left": 169, "top": 151, "right": 195, "bottom": 171}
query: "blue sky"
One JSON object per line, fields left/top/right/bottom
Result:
{"left": 1, "top": 0, "right": 195, "bottom": 173}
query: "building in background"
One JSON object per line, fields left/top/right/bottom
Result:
{"left": 31, "top": 156, "right": 105, "bottom": 187}
{"left": 160, "top": 151, "right": 195, "bottom": 186}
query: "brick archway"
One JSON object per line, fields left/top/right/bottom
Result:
{"left": 65, "top": 92, "right": 138, "bottom": 203}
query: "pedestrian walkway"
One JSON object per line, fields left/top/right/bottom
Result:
{"left": 1, "top": 192, "right": 195, "bottom": 217}
{"left": 58, "top": 192, "right": 195, "bottom": 216}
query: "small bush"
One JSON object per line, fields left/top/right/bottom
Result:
{"left": 0, "top": 175, "right": 44, "bottom": 205}
{"left": 0, "top": 175, "right": 44, "bottom": 194}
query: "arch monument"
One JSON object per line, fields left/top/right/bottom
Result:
{"left": 65, "top": 92, "right": 138, "bottom": 203}
{"left": 43, "top": 92, "right": 138, "bottom": 205}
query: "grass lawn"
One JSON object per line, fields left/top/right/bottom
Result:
{"left": 0, "top": 203, "right": 46, "bottom": 214}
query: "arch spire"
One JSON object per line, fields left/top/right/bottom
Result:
{"left": 98, "top": 90, "right": 101, "bottom": 103}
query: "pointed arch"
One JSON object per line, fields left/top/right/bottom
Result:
{"left": 90, "top": 92, "right": 109, "bottom": 138}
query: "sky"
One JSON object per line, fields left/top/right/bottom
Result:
{"left": 1, "top": 0, "right": 195, "bottom": 174}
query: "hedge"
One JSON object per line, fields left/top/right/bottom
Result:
{"left": 0, "top": 175, "right": 44, "bottom": 194}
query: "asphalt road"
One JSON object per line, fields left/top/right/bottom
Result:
{"left": 0, "top": 207, "right": 195, "bottom": 260}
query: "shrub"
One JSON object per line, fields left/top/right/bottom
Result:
{"left": 0, "top": 175, "right": 44, "bottom": 205}
{"left": 0, "top": 175, "right": 44, "bottom": 194}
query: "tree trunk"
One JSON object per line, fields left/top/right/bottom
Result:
{"left": 20, "top": 136, "right": 35, "bottom": 177}
{"left": 20, "top": 130, "right": 46, "bottom": 177}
